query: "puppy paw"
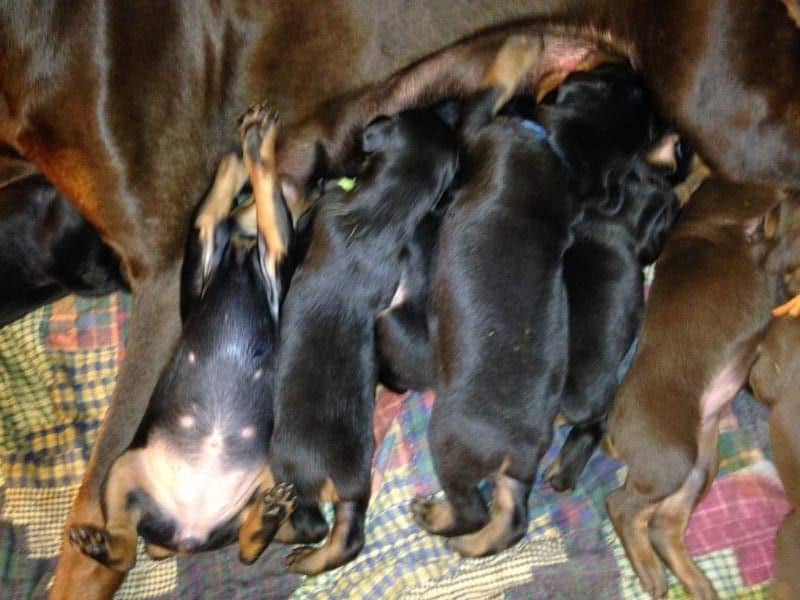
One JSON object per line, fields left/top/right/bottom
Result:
{"left": 284, "top": 545, "right": 322, "bottom": 575}
{"left": 69, "top": 525, "right": 113, "bottom": 566}
{"left": 263, "top": 481, "right": 297, "bottom": 522}
{"left": 543, "top": 459, "right": 575, "bottom": 493}
{"left": 238, "top": 102, "right": 280, "bottom": 145}
{"left": 410, "top": 494, "right": 455, "bottom": 535}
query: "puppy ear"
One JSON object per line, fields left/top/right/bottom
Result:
{"left": 635, "top": 183, "right": 681, "bottom": 265}
{"left": 180, "top": 153, "right": 248, "bottom": 320}
{"left": 362, "top": 116, "right": 394, "bottom": 153}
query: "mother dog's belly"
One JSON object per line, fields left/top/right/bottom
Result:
{"left": 134, "top": 436, "right": 266, "bottom": 545}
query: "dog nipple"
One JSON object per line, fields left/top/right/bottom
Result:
{"left": 187, "top": 351, "right": 197, "bottom": 365}
{"left": 253, "top": 369, "right": 263, "bottom": 381}
{"left": 241, "top": 426, "right": 255, "bottom": 439}
{"left": 207, "top": 431, "right": 223, "bottom": 453}
{"left": 179, "top": 415, "right": 195, "bottom": 428}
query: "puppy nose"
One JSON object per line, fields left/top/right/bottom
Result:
{"left": 176, "top": 537, "right": 203, "bottom": 553}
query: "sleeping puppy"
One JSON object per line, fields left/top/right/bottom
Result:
{"left": 264, "top": 102, "right": 460, "bottom": 575}
{"left": 0, "top": 175, "right": 126, "bottom": 327}
{"left": 68, "top": 108, "right": 296, "bottom": 571}
{"left": 547, "top": 148, "right": 683, "bottom": 492}
{"left": 375, "top": 210, "right": 441, "bottom": 393}
{"left": 411, "top": 61, "right": 683, "bottom": 558}
{"left": 748, "top": 195, "right": 800, "bottom": 599}
{"left": 605, "top": 180, "right": 783, "bottom": 599}
{"left": 749, "top": 315, "right": 800, "bottom": 599}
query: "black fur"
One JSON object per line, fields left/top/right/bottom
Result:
{"left": 124, "top": 202, "right": 293, "bottom": 552}
{"left": 0, "top": 175, "right": 126, "bottom": 327}
{"left": 414, "top": 63, "right": 682, "bottom": 554}
{"left": 551, "top": 155, "right": 681, "bottom": 492}
{"left": 375, "top": 210, "right": 441, "bottom": 392}
{"left": 269, "top": 106, "right": 459, "bottom": 572}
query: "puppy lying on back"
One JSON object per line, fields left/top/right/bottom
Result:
{"left": 263, "top": 100, "right": 460, "bottom": 575}
{"left": 411, "top": 60, "right": 683, "bottom": 558}
{"left": 0, "top": 174, "right": 126, "bottom": 326}
{"left": 69, "top": 109, "right": 296, "bottom": 572}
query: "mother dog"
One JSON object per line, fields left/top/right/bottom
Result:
{"left": 1, "top": 1, "right": 799, "bottom": 599}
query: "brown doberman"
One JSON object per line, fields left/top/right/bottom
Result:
{"left": 1, "top": 1, "right": 799, "bottom": 598}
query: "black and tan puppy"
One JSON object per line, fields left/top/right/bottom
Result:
{"left": 375, "top": 210, "right": 441, "bottom": 393}
{"left": 547, "top": 144, "right": 683, "bottom": 492}
{"left": 67, "top": 110, "right": 296, "bottom": 572}
{"left": 263, "top": 96, "right": 461, "bottom": 575}
{"left": 411, "top": 61, "right": 684, "bottom": 558}
{"left": 0, "top": 175, "right": 126, "bottom": 327}
{"left": 605, "top": 180, "right": 784, "bottom": 599}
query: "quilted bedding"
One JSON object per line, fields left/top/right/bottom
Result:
{"left": 0, "top": 292, "right": 790, "bottom": 599}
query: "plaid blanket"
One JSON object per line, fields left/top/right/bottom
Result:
{"left": 0, "top": 293, "right": 790, "bottom": 599}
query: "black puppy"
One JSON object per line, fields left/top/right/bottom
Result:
{"left": 375, "top": 210, "right": 441, "bottom": 392}
{"left": 68, "top": 110, "right": 296, "bottom": 571}
{"left": 264, "top": 103, "right": 460, "bottom": 575}
{"left": 411, "top": 62, "right": 681, "bottom": 557}
{"left": 0, "top": 175, "right": 126, "bottom": 326}
{"left": 547, "top": 150, "right": 682, "bottom": 492}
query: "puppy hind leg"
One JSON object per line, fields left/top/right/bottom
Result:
{"left": 69, "top": 452, "right": 142, "bottom": 572}
{"left": 648, "top": 421, "right": 720, "bottom": 600}
{"left": 284, "top": 498, "right": 368, "bottom": 575}
{"left": 238, "top": 471, "right": 296, "bottom": 564}
{"left": 274, "top": 501, "right": 330, "bottom": 545}
{"left": 447, "top": 475, "right": 531, "bottom": 558}
{"left": 411, "top": 476, "right": 490, "bottom": 538}
{"left": 606, "top": 487, "right": 666, "bottom": 599}
{"left": 546, "top": 421, "right": 604, "bottom": 492}
{"left": 481, "top": 35, "right": 544, "bottom": 113}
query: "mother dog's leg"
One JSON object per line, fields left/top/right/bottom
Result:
{"left": 51, "top": 267, "right": 182, "bottom": 599}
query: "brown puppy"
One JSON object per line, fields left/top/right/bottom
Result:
{"left": 1, "top": 2, "right": 799, "bottom": 598}
{"left": 605, "top": 179, "right": 784, "bottom": 599}
{"left": 749, "top": 316, "right": 800, "bottom": 599}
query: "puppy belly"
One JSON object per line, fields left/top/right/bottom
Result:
{"left": 699, "top": 360, "right": 751, "bottom": 420}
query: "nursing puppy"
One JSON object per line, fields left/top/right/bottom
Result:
{"left": 68, "top": 110, "right": 295, "bottom": 571}
{"left": 265, "top": 103, "right": 460, "bottom": 575}
{"left": 548, "top": 149, "right": 683, "bottom": 492}
{"left": 605, "top": 180, "right": 783, "bottom": 599}
{"left": 375, "top": 210, "right": 441, "bottom": 393}
{"left": 0, "top": 175, "right": 126, "bottom": 327}
{"left": 411, "top": 62, "right": 682, "bottom": 558}
{"left": 749, "top": 316, "right": 800, "bottom": 599}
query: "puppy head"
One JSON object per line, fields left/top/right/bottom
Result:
{"left": 358, "top": 105, "right": 460, "bottom": 198}
{"left": 537, "top": 62, "right": 667, "bottom": 186}
{"left": 597, "top": 147, "right": 682, "bottom": 265}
